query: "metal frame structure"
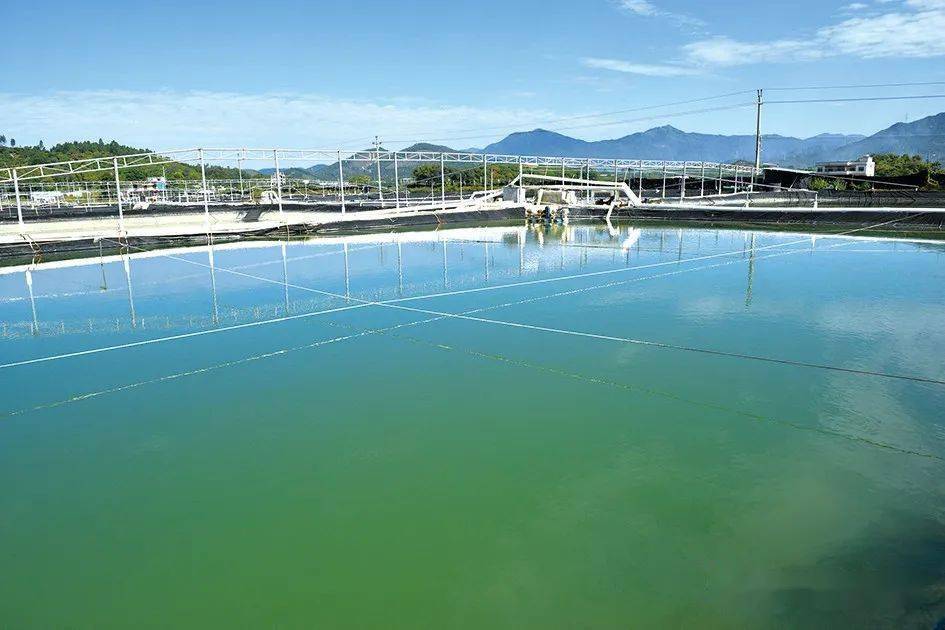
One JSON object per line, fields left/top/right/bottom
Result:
{"left": 0, "top": 147, "right": 756, "bottom": 185}
{"left": 1, "top": 147, "right": 765, "bottom": 227}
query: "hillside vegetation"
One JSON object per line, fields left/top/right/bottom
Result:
{"left": 0, "top": 139, "right": 258, "bottom": 181}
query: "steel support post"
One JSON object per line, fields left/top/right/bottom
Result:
{"left": 440, "top": 153, "right": 446, "bottom": 209}
{"left": 113, "top": 158, "right": 124, "bottom": 233}
{"left": 394, "top": 152, "right": 400, "bottom": 210}
{"left": 586, "top": 158, "right": 591, "bottom": 202}
{"left": 12, "top": 168, "right": 23, "bottom": 228}
{"left": 375, "top": 141, "right": 383, "bottom": 203}
{"left": 199, "top": 149, "right": 212, "bottom": 238}
{"left": 237, "top": 151, "right": 244, "bottom": 197}
{"left": 273, "top": 149, "right": 284, "bottom": 223}
{"left": 338, "top": 151, "right": 346, "bottom": 214}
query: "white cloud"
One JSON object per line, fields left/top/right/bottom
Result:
{"left": 581, "top": 57, "right": 699, "bottom": 77}
{"left": 820, "top": 8, "right": 945, "bottom": 58}
{"left": 613, "top": 0, "right": 704, "bottom": 27}
{"left": 0, "top": 90, "right": 559, "bottom": 151}
{"left": 683, "top": 37, "right": 823, "bottom": 66}
{"left": 905, "top": 0, "right": 945, "bottom": 8}
{"left": 617, "top": 0, "right": 659, "bottom": 15}
{"left": 682, "top": 0, "right": 945, "bottom": 67}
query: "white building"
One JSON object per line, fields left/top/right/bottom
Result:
{"left": 815, "top": 155, "right": 875, "bottom": 177}
{"left": 29, "top": 191, "right": 65, "bottom": 204}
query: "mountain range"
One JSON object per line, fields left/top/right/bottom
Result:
{"left": 259, "top": 143, "right": 457, "bottom": 180}
{"left": 262, "top": 112, "right": 945, "bottom": 179}
{"left": 477, "top": 112, "right": 945, "bottom": 166}
{"left": 478, "top": 128, "right": 865, "bottom": 166}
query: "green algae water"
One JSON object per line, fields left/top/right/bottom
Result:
{"left": 1, "top": 222, "right": 944, "bottom": 628}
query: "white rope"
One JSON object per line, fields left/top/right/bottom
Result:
{"left": 0, "top": 232, "right": 819, "bottom": 369}
{"left": 2, "top": 239, "right": 834, "bottom": 417}
{"left": 115, "top": 214, "right": 945, "bottom": 385}
{"left": 0, "top": 215, "right": 924, "bottom": 375}
{"left": 0, "top": 243, "right": 384, "bottom": 304}
{"left": 105, "top": 216, "right": 945, "bottom": 385}
{"left": 3, "top": 318, "right": 432, "bottom": 417}
{"left": 0, "top": 301, "right": 371, "bottom": 369}
{"left": 3, "top": 231, "right": 932, "bottom": 418}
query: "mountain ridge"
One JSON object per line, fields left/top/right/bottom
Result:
{"left": 256, "top": 112, "right": 945, "bottom": 178}
{"left": 479, "top": 126, "right": 868, "bottom": 166}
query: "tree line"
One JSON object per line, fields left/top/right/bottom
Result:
{"left": 0, "top": 138, "right": 257, "bottom": 182}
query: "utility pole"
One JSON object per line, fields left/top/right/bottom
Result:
{"left": 440, "top": 153, "right": 446, "bottom": 209}
{"left": 394, "top": 152, "right": 400, "bottom": 210}
{"left": 754, "top": 89, "right": 764, "bottom": 171}
{"left": 113, "top": 158, "right": 124, "bottom": 233}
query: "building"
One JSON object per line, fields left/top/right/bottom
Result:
{"left": 29, "top": 191, "right": 65, "bottom": 204}
{"left": 815, "top": 155, "right": 875, "bottom": 177}
{"left": 127, "top": 177, "right": 169, "bottom": 202}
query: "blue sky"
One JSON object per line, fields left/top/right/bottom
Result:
{"left": 4, "top": 0, "right": 945, "bottom": 150}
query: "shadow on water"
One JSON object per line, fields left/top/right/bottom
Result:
{"left": 766, "top": 516, "right": 945, "bottom": 628}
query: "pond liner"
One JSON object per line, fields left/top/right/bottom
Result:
{"left": 4, "top": 204, "right": 944, "bottom": 261}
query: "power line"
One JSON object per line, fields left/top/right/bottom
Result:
{"left": 383, "top": 102, "right": 755, "bottom": 145}
{"left": 766, "top": 81, "right": 945, "bottom": 91}
{"left": 767, "top": 94, "right": 945, "bottom": 104}
{"left": 341, "top": 82, "right": 945, "bottom": 149}
{"left": 336, "top": 89, "right": 757, "bottom": 148}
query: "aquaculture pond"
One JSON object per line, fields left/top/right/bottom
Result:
{"left": 1, "top": 222, "right": 944, "bottom": 628}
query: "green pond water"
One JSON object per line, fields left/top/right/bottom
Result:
{"left": 1, "top": 221, "right": 944, "bottom": 628}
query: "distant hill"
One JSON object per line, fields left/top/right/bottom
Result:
{"left": 479, "top": 112, "right": 945, "bottom": 168}
{"left": 796, "top": 112, "right": 945, "bottom": 164}
{"left": 259, "top": 115, "right": 944, "bottom": 174}
{"left": 17, "top": 112, "right": 937, "bottom": 183}
{"left": 0, "top": 140, "right": 259, "bottom": 180}
{"left": 259, "top": 143, "right": 464, "bottom": 181}
{"left": 480, "top": 127, "right": 865, "bottom": 166}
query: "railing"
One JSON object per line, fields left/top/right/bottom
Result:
{"left": 0, "top": 146, "right": 767, "bottom": 228}
{"left": 0, "top": 147, "right": 758, "bottom": 184}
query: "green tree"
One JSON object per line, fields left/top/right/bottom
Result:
{"left": 411, "top": 164, "right": 441, "bottom": 184}
{"left": 872, "top": 153, "right": 940, "bottom": 177}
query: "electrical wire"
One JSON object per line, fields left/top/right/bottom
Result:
{"left": 767, "top": 94, "right": 945, "bottom": 105}
{"left": 382, "top": 102, "right": 755, "bottom": 145}
{"left": 766, "top": 81, "right": 945, "bottom": 91}
{"left": 340, "top": 82, "right": 945, "bottom": 149}
{"left": 392, "top": 334, "right": 944, "bottom": 461}
{"left": 335, "top": 89, "right": 757, "bottom": 148}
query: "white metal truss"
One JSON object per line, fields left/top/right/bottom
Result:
{"left": 0, "top": 147, "right": 758, "bottom": 184}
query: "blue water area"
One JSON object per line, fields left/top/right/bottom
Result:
{"left": 1, "top": 222, "right": 944, "bottom": 628}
